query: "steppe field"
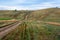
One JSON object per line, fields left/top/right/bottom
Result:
{"left": 0, "top": 8, "right": 60, "bottom": 40}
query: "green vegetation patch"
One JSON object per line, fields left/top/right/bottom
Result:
{"left": 0, "top": 18, "right": 12, "bottom": 20}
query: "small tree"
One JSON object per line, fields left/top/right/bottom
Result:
{"left": 15, "top": 9, "right": 17, "bottom": 12}
{"left": 56, "top": 7, "right": 58, "bottom": 8}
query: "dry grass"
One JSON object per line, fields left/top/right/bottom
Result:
{"left": 1, "top": 21, "right": 60, "bottom": 40}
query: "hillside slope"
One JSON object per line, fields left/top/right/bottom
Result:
{"left": 0, "top": 8, "right": 60, "bottom": 22}
{"left": 26, "top": 8, "right": 60, "bottom": 23}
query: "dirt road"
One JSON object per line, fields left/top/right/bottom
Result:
{"left": 37, "top": 21, "right": 60, "bottom": 26}
{"left": 45, "top": 22, "right": 60, "bottom": 26}
{"left": 0, "top": 21, "right": 21, "bottom": 39}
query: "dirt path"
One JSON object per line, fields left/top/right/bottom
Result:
{"left": 37, "top": 21, "right": 60, "bottom": 26}
{"left": 45, "top": 22, "right": 60, "bottom": 26}
{"left": 0, "top": 21, "right": 21, "bottom": 39}
{"left": 0, "top": 22, "right": 17, "bottom": 32}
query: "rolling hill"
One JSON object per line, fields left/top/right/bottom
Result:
{"left": 0, "top": 8, "right": 60, "bottom": 40}
{"left": 0, "top": 8, "right": 60, "bottom": 22}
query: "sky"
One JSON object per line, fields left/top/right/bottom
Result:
{"left": 0, "top": 0, "right": 60, "bottom": 10}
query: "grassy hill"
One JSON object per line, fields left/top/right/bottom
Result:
{"left": 26, "top": 8, "right": 60, "bottom": 23}
{"left": 0, "top": 8, "right": 60, "bottom": 21}
{"left": 0, "top": 8, "right": 60, "bottom": 40}
{"left": 0, "top": 10, "right": 32, "bottom": 20}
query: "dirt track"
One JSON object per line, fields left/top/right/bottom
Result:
{"left": 37, "top": 21, "right": 60, "bottom": 26}
{"left": 45, "top": 22, "right": 60, "bottom": 26}
{"left": 0, "top": 21, "right": 21, "bottom": 39}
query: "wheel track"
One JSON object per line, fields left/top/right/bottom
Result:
{"left": 0, "top": 21, "right": 19, "bottom": 32}
{"left": 37, "top": 21, "right": 60, "bottom": 26}
{"left": 0, "top": 21, "right": 21, "bottom": 39}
